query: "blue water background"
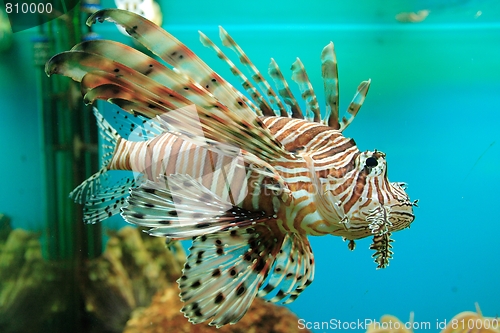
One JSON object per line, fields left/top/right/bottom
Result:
{"left": 0, "top": 0, "right": 499, "bottom": 331}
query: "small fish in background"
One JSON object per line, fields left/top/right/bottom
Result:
{"left": 46, "top": 9, "right": 417, "bottom": 327}
{"left": 395, "top": 0, "right": 492, "bottom": 23}
{"left": 395, "top": 9, "right": 431, "bottom": 23}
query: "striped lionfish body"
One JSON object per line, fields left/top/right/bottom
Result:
{"left": 46, "top": 9, "right": 417, "bottom": 327}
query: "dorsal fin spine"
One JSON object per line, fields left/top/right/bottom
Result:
{"left": 198, "top": 31, "right": 268, "bottom": 116}
{"left": 218, "top": 26, "right": 288, "bottom": 116}
{"left": 290, "top": 58, "right": 321, "bottom": 123}
{"left": 321, "top": 42, "right": 340, "bottom": 128}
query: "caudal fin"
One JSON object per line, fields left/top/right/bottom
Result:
{"left": 70, "top": 107, "right": 121, "bottom": 205}
{"left": 71, "top": 107, "right": 159, "bottom": 224}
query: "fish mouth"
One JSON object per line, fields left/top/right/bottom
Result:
{"left": 366, "top": 205, "right": 392, "bottom": 235}
{"left": 386, "top": 182, "right": 417, "bottom": 230}
{"left": 388, "top": 206, "right": 416, "bottom": 231}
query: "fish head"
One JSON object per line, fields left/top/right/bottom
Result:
{"left": 328, "top": 149, "right": 416, "bottom": 236}
{"left": 357, "top": 150, "right": 417, "bottom": 268}
{"left": 354, "top": 149, "right": 416, "bottom": 234}
{"left": 320, "top": 148, "right": 416, "bottom": 268}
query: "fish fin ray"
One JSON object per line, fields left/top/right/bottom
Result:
{"left": 47, "top": 49, "right": 234, "bottom": 119}
{"left": 290, "top": 58, "right": 321, "bottom": 123}
{"left": 198, "top": 31, "right": 272, "bottom": 116}
{"left": 268, "top": 58, "right": 303, "bottom": 119}
{"left": 340, "top": 80, "right": 371, "bottom": 132}
{"left": 70, "top": 107, "right": 121, "bottom": 204}
{"left": 71, "top": 107, "right": 150, "bottom": 223}
{"left": 86, "top": 9, "right": 258, "bottom": 121}
{"left": 78, "top": 66, "right": 292, "bottom": 163}
{"left": 152, "top": 103, "right": 293, "bottom": 162}
{"left": 257, "top": 233, "right": 315, "bottom": 304}
{"left": 321, "top": 42, "right": 340, "bottom": 128}
{"left": 218, "top": 27, "right": 287, "bottom": 116}
{"left": 82, "top": 177, "right": 137, "bottom": 224}
{"left": 178, "top": 224, "right": 285, "bottom": 327}
{"left": 51, "top": 10, "right": 292, "bottom": 163}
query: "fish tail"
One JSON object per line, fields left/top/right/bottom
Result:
{"left": 70, "top": 107, "right": 120, "bottom": 204}
{"left": 71, "top": 107, "right": 139, "bottom": 223}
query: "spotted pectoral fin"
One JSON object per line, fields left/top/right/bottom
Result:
{"left": 257, "top": 233, "right": 315, "bottom": 304}
{"left": 178, "top": 224, "right": 286, "bottom": 327}
{"left": 370, "top": 232, "right": 394, "bottom": 269}
{"left": 121, "top": 174, "right": 273, "bottom": 240}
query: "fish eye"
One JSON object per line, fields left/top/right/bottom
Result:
{"left": 365, "top": 157, "right": 378, "bottom": 167}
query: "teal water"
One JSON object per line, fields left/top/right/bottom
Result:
{"left": 1, "top": 0, "right": 499, "bottom": 331}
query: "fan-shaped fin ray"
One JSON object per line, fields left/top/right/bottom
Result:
{"left": 268, "top": 58, "right": 303, "bottom": 119}
{"left": 77, "top": 66, "right": 291, "bottom": 162}
{"left": 199, "top": 31, "right": 276, "bottom": 117}
{"left": 257, "top": 233, "right": 315, "bottom": 304}
{"left": 218, "top": 27, "right": 288, "bottom": 116}
{"left": 55, "top": 40, "right": 263, "bottom": 117}
{"left": 121, "top": 174, "right": 272, "bottom": 239}
{"left": 290, "top": 58, "right": 321, "bottom": 123}
{"left": 321, "top": 42, "right": 340, "bottom": 128}
{"left": 47, "top": 51, "right": 231, "bottom": 116}
{"left": 178, "top": 221, "right": 311, "bottom": 327}
{"left": 340, "top": 79, "right": 371, "bottom": 131}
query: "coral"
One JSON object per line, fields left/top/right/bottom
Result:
{"left": 0, "top": 226, "right": 66, "bottom": 333}
{"left": 441, "top": 304, "right": 499, "bottom": 333}
{"left": 123, "top": 285, "right": 311, "bottom": 333}
{"left": 82, "top": 226, "right": 186, "bottom": 332}
{"left": 0, "top": 213, "right": 12, "bottom": 243}
{"left": 366, "top": 314, "right": 414, "bottom": 333}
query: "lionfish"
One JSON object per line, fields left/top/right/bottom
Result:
{"left": 46, "top": 9, "right": 417, "bottom": 327}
